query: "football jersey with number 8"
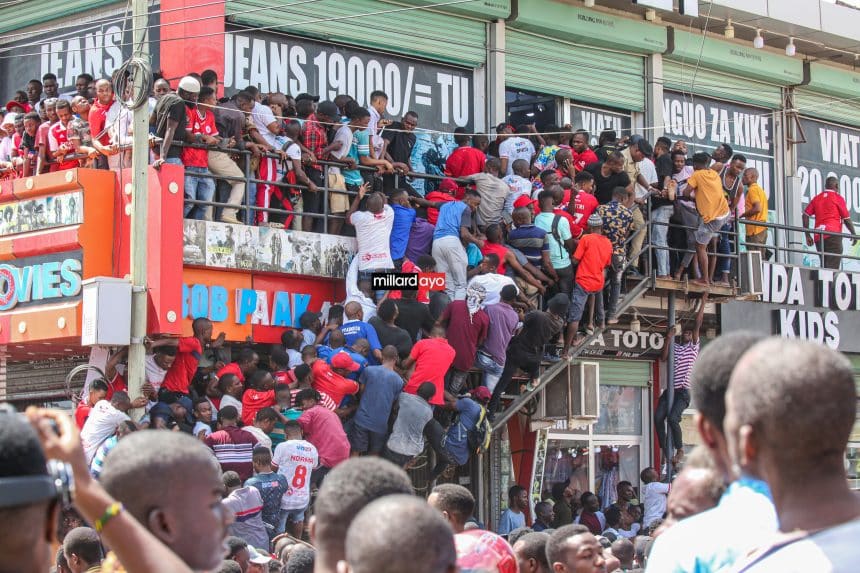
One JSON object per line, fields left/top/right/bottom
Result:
{"left": 273, "top": 439, "right": 320, "bottom": 510}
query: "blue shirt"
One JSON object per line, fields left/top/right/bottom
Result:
{"left": 534, "top": 212, "right": 572, "bottom": 270}
{"left": 433, "top": 201, "right": 469, "bottom": 240}
{"left": 339, "top": 320, "right": 382, "bottom": 358}
{"left": 343, "top": 129, "right": 370, "bottom": 186}
{"left": 318, "top": 346, "right": 368, "bottom": 381}
{"left": 444, "top": 397, "right": 482, "bottom": 465}
{"left": 645, "top": 477, "right": 778, "bottom": 573}
{"left": 354, "top": 366, "right": 404, "bottom": 434}
{"left": 497, "top": 508, "right": 526, "bottom": 535}
{"left": 244, "top": 471, "right": 289, "bottom": 532}
{"left": 507, "top": 224, "right": 549, "bottom": 266}
{"left": 390, "top": 204, "right": 417, "bottom": 261}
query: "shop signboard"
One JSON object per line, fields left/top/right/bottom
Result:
{"left": 570, "top": 104, "right": 632, "bottom": 147}
{"left": 721, "top": 262, "right": 860, "bottom": 352}
{"left": 0, "top": 251, "right": 83, "bottom": 311}
{"left": 662, "top": 91, "right": 775, "bottom": 207}
{"left": 580, "top": 327, "right": 665, "bottom": 359}
{"left": 0, "top": 7, "right": 160, "bottom": 101}
{"left": 796, "top": 117, "right": 860, "bottom": 271}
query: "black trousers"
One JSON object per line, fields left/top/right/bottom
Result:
{"left": 654, "top": 387, "right": 690, "bottom": 455}
{"left": 488, "top": 343, "right": 541, "bottom": 414}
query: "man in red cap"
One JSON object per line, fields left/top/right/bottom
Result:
{"left": 311, "top": 351, "right": 360, "bottom": 408}
{"left": 420, "top": 177, "right": 458, "bottom": 225}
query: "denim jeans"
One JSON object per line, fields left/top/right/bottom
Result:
{"left": 475, "top": 351, "right": 504, "bottom": 393}
{"left": 651, "top": 205, "right": 674, "bottom": 276}
{"left": 716, "top": 220, "right": 734, "bottom": 275}
{"left": 184, "top": 166, "right": 216, "bottom": 220}
{"left": 602, "top": 254, "right": 624, "bottom": 319}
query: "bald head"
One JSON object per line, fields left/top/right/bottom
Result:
{"left": 344, "top": 301, "right": 363, "bottom": 320}
{"left": 344, "top": 495, "right": 456, "bottom": 573}
{"left": 726, "top": 338, "right": 856, "bottom": 479}
{"left": 658, "top": 446, "right": 725, "bottom": 535}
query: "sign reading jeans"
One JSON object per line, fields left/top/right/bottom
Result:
{"left": 0, "top": 7, "right": 161, "bottom": 101}
{"left": 796, "top": 117, "right": 860, "bottom": 271}
{"left": 662, "top": 91, "right": 775, "bottom": 206}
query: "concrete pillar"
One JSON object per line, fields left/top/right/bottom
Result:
{"left": 488, "top": 20, "right": 507, "bottom": 130}
{"left": 646, "top": 52, "right": 665, "bottom": 142}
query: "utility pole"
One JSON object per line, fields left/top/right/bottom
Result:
{"left": 664, "top": 291, "right": 676, "bottom": 482}
{"left": 127, "top": 0, "right": 150, "bottom": 415}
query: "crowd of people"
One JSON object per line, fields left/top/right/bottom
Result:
{"left": 3, "top": 332, "right": 858, "bottom": 573}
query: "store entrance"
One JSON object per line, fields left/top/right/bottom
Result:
{"left": 505, "top": 89, "right": 558, "bottom": 131}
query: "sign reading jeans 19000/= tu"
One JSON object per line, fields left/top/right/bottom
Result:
{"left": 223, "top": 28, "right": 473, "bottom": 133}
{"left": 721, "top": 262, "right": 860, "bottom": 352}
{"left": 662, "top": 91, "right": 775, "bottom": 208}
{"left": 796, "top": 117, "right": 860, "bottom": 271}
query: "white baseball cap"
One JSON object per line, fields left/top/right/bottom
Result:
{"left": 248, "top": 546, "right": 272, "bottom": 565}
{"left": 177, "top": 76, "right": 201, "bottom": 94}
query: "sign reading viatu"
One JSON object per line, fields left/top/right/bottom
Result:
{"left": 570, "top": 104, "right": 632, "bottom": 148}
{"left": 721, "top": 262, "right": 860, "bottom": 352}
{"left": 0, "top": 6, "right": 160, "bottom": 101}
{"left": 223, "top": 27, "right": 474, "bottom": 132}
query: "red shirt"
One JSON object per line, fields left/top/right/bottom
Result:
{"left": 204, "top": 425, "right": 258, "bottom": 481}
{"left": 440, "top": 300, "right": 489, "bottom": 372}
{"left": 301, "top": 114, "right": 328, "bottom": 169}
{"left": 183, "top": 107, "right": 217, "bottom": 167}
{"left": 570, "top": 190, "right": 599, "bottom": 239}
{"left": 242, "top": 389, "right": 275, "bottom": 426}
{"left": 75, "top": 401, "right": 92, "bottom": 430}
{"left": 311, "top": 360, "right": 358, "bottom": 407}
{"left": 217, "top": 362, "right": 245, "bottom": 384}
{"left": 805, "top": 190, "right": 849, "bottom": 235}
{"left": 480, "top": 242, "right": 509, "bottom": 274}
{"left": 425, "top": 190, "right": 457, "bottom": 225}
{"left": 48, "top": 121, "right": 79, "bottom": 170}
{"left": 573, "top": 233, "right": 613, "bottom": 292}
{"left": 572, "top": 148, "right": 599, "bottom": 172}
{"left": 387, "top": 259, "right": 430, "bottom": 303}
{"left": 404, "top": 337, "right": 456, "bottom": 406}
{"left": 107, "top": 373, "right": 128, "bottom": 400}
{"left": 446, "top": 146, "right": 487, "bottom": 192}
{"left": 89, "top": 98, "right": 116, "bottom": 146}
{"left": 161, "top": 337, "right": 203, "bottom": 394}
{"left": 298, "top": 405, "right": 350, "bottom": 468}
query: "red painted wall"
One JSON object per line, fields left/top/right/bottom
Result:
{"left": 159, "top": 0, "right": 226, "bottom": 93}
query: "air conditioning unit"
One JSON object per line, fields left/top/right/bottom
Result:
{"left": 739, "top": 251, "right": 763, "bottom": 295}
{"left": 536, "top": 361, "right": 600, "bottom": 421}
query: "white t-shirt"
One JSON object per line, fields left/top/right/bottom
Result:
{"left": 350, "top": 205, "right": 395, "bottom": 271}
{"left": 636, "top": 157, "right": 658, "bottom": 200}
{"left": 251, "top": 103, "right": 279, "bottom": 147}
{"left": 467, "top": 273, "right": 517, "bottom": 307}
{"left": 498, "top": 137, "right": 536, "bottom": 176}
{"left": 193, "top": 420, "right": 212, "bottom": 438}
{"left": 80, "top": 400, "right": 130, "bottom": 464}
{"left": 642, "top": 481, "right": 671, "bottom": 528}
{"left": 242, "top": 425, "right": 272, "bottom": 451}
{"left": 280, "top": 135, "right": 302, "bottom": 169}
{"left": 220, "top": 394, "right": 243, "bottom": 417}
{"left": 272, "top": 439, "right": 319, "bottom": 510}
{"left": 502, "top": 174, "right": 533, "bottom": 214}
{"left": 740, "top": 517, "right": 860, "bottom": 573}
{"left": 144, "top": 354, "right": 167, "bottom": 392}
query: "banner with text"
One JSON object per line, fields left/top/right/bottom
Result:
{"left": 223, "top": 27, "right": 474, "bottom": 134}
{"left": 0, "top": 8, "right": 160, "bottom": 102}
{"left": 796, "top": 117, "right": 860, "bottom": 271}
{"left": 662, "top": 91, "right": 775, "bottom": 206}
{"left": 570, "top": 104, "right": 632, "bottom": 148}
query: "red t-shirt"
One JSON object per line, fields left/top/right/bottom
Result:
{"left": 182, "top": 107, "right": 217, "bottom": 167}
{"left": 425, "top": 191, "right": 456, "bottom": 225}
{"left": 311, "top": 360, "right": 358, "bottom": 407}
{"left": 480, "top": 242, "right": 509, "bottom": 274}
{"left": 74, "top": 401, "right": 91, "bottom": 430}
{"left": 89, "top": 98, "right": 116, "bottom": 146}
{"left": 107, "top": 373, "right": 128, "bottom": 400}
{"left": 298, "top": 405, "right": 350, "bottom": 468}
{"left": 440, "top": 300, "right": 489, "bottom": 372}
{"left": 216, "top": 362, "right": 245, "bottom": 384}
{"left": 572, "top": 148, "right": 599, "bottom": 172}
{"left": 48, "top": 121, "right": 79, "bottom": 170}
{"left": 570, "top": 190, "right": 599, "bottom": 239}
{"left": 805, "top": 190, "right": 849, "bottom": 235}
{"left": 404, "top": 337, "right": 456, "bottom": 406}
{"left": 445, "top": 146, "right": 486, "bottom": 186}
{"left": 161, "top": 337, "right": 203, "bottom": 394}
{"left": 573, "top": 233, "right": 613, "bottom": 292}
{"left": 242, "top": 388, "right": 275, "bottom": 426}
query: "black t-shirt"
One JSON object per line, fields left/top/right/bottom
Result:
{"left": 652, "top": 154, "right": 674, "bottom": 209}
{"left": 382, "top": 122, "right": 416, "bottom": 165}
{"left": 512, "top": 310, "right": 563, "bottom": 350}
{"left": 585, "top": 162, "right": 631, "bottom": 205}
{"left": 369, "top": 316, "right": 414, "bottom": 359}
{"left": 154, "top": 94, "right": 188, "bottom": 159}
{"left": 394, "top": 299, "right": 436, "bottom": 342}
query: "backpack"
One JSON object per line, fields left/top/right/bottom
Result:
{"left": 466, "top": 405, "right": 493, "bottom": 455}
{"left": 550, "top": 214, "right": 565, "bottom": 259}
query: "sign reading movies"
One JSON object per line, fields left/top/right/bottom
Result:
{"left": 224, "top": 27, "right": 473, "bottom": 132}
{"left": 662, "top": 92, "right": 775, "bottom": 200}
{"left": 0, "top": 8, "right": 160, "bottom": 101}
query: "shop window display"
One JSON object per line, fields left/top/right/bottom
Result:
{"left": 541, "top": 440, "right": 590, "bottom": 499}
{"left": 593, "top": 445, "right": 641, "bottom": 510}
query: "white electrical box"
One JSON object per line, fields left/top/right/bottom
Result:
{"left": 81, "top": 277, "right": 132, "bottom": 346}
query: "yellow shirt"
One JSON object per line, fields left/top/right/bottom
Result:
{"left": 744, "top": 182, "right": 768, "bottom": 236}
{"left": 688, "top": 169, "right": 729, "bottom": 223}
{"left": 621, "top": 147, "right": 640, "bottom": 184}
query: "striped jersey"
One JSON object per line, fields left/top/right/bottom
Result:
{"left": 223, "top": 486, "right": 269, "bottom": 549}
{"left": 673, "top": 341, "right": 700, "bottom": 390}
{"left": 205, "top": 425, "right": 258, "bottom": 481}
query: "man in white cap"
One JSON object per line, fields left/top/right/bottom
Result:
{"left": 563, "top": 212, "right": 612, "bottom": 353}
{"left": 152, "top": 75, "right": 198, "bottom": 170}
